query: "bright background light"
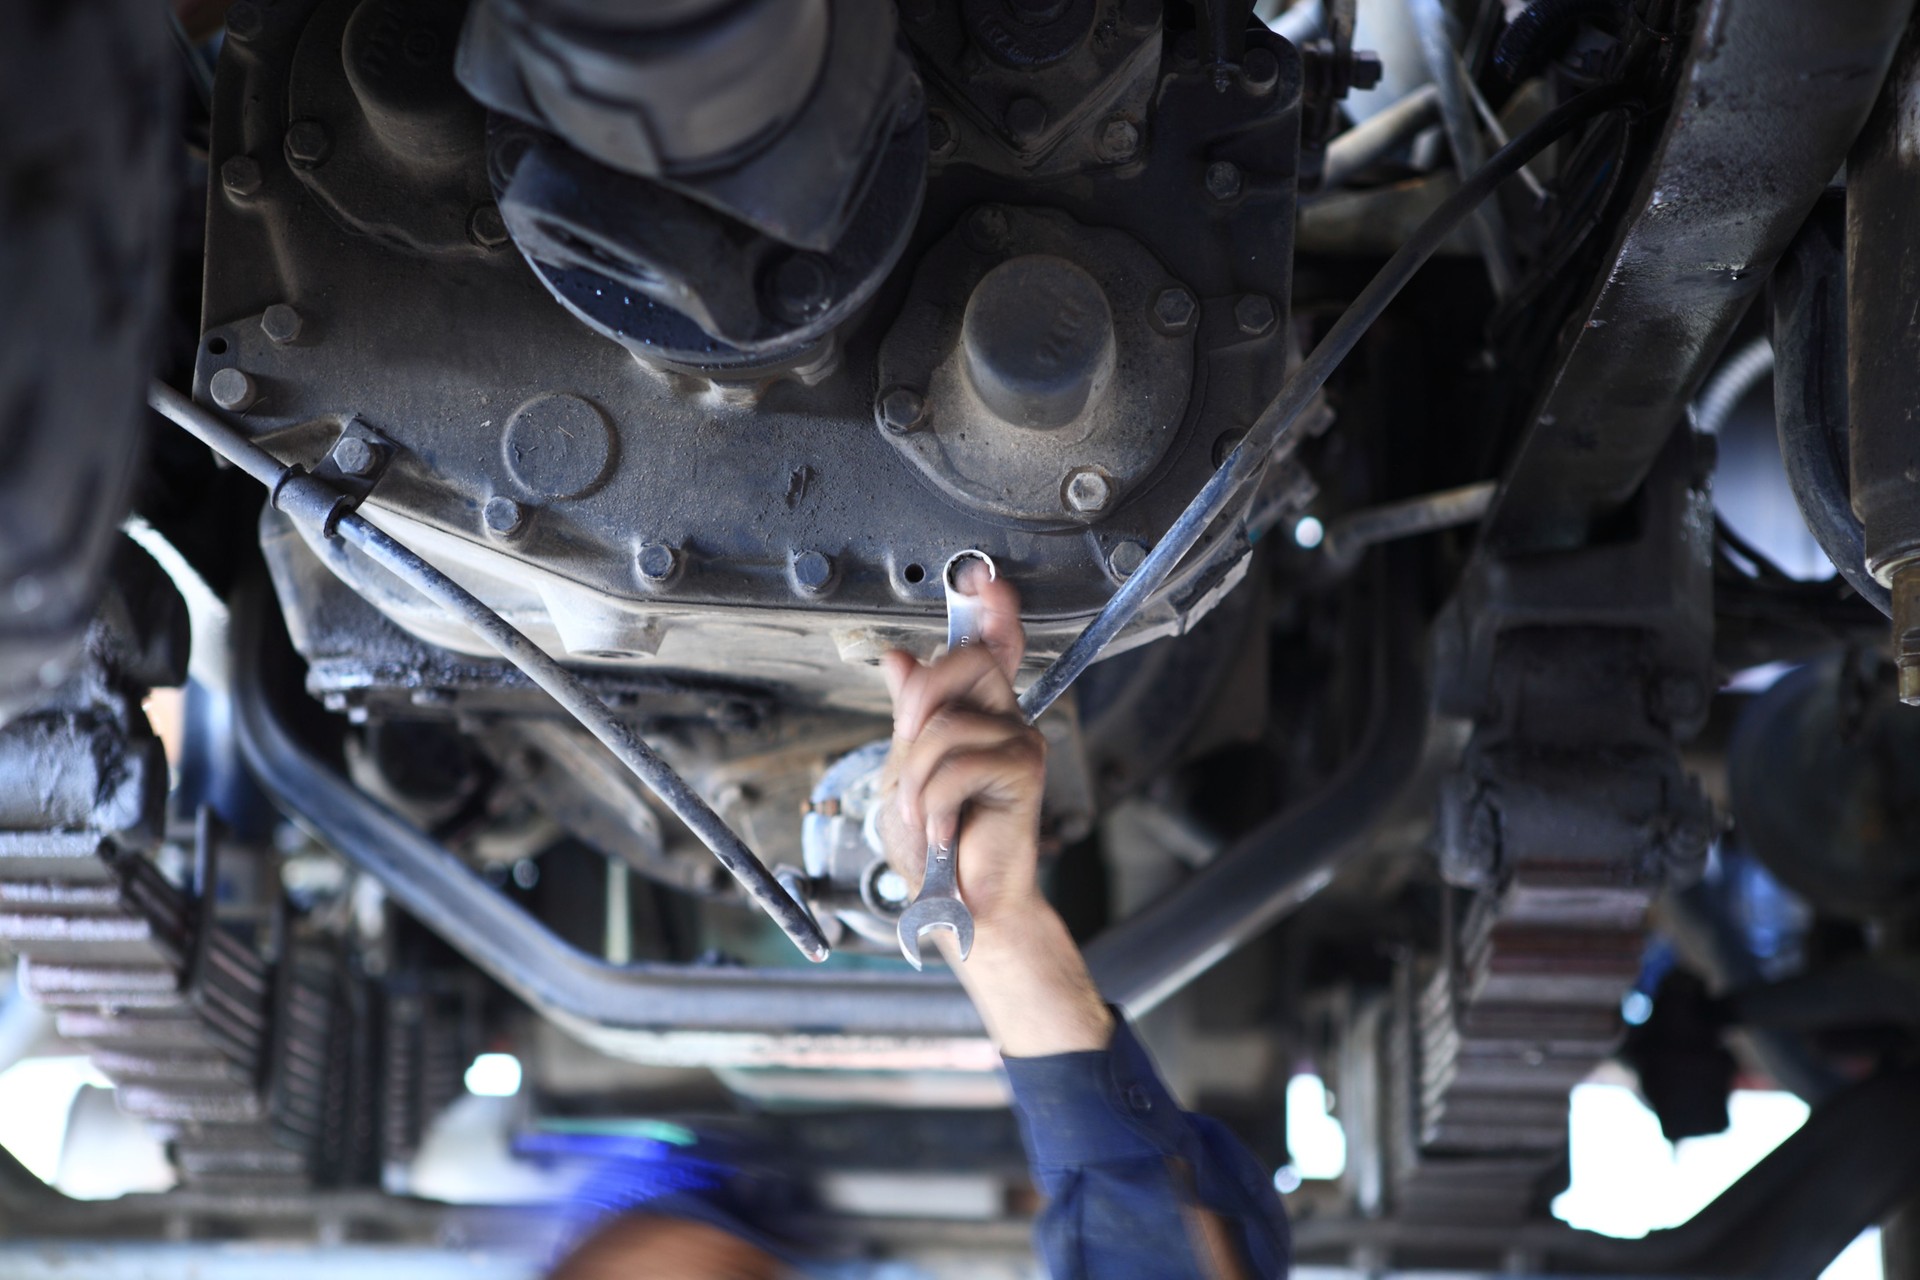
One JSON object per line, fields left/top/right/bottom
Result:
{"left": 0, "top": 1057, "right": 109, "bottom": 1182}
{"left": 1292, "top": 515, "right": 1325, "bottom": 549}
{"left": 1284, "top": 1073, "right": 1346, "bottom": 1181}
{"left": 464, "top": 1052, "right": 524, "bottom": 1097}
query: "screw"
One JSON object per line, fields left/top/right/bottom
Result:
{"left": 966, "top": 205, "right": 1010, "bottom": 252}
{"left": 1241, "top": 46, "right": 1280, "bottom": 94}
{"left": 1205, "top": 160, "right": 1243, "bottom": 202}
{"left": 483, "top": 495, "right": 526, "bottom": 537}
{"left": 469, "top": 205, "right": 509, "bottom": 249}
{"left": 927, "top": 109, "right": 956, "bottom": 159}
{"left": 330, "top": 436, "right": 379, "bottom": 477}
{"left": 1150, "top": 287, "right": 1197, "bottom": 335}
{"left": 225, "top": 1, "right": 263, "bottom": 42}
{"left": 765, "top": 253, "right": 834, "bottom": 326}
{"left": 1005, "top": 97, "right": 1048, "bottom": 146}
{"left": 790, "top": 550, "right": 836, "bottom": 597}
{"left": 220, "top": 155, "right": 263, "bottom": 198}
{"left": 875, "top": 386, "right": 928, "bottom": 434}
{"left": 1096, "top": 116, "right": 1139, "bottom": 163}
{"left": 208, "top": 368, "right": 257, "bottom": 411}
{"left": 1234, "top": 294, "right": 1276, "bottom": 336}
{"left": 1109, "top": 540, "right": 1148, "bottom": 578}
{"left": 635, "top": 542, "right": 680, "bottom": 586}
{"left": 286, "top": 120, "right": 331, "bottom": 169}
{"left": 260, "top": 304, "right": 302, "bottom": 344}
{"left": 1063, "top": 467, "right": 1114, "bottom": 516}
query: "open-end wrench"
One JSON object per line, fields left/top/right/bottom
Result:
{"left": 897, "top": 550, "right": 993, "bottom": 969}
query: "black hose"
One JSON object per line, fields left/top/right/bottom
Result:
{"left": 1768, "top": 200, "right": 1892, "bottom": 617}
{"left": 1491, "top": 0, "right": 1625, "bottom": 87}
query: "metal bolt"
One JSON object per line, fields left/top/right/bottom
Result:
{"left": 208, "top": 368, "right": 257, "bottom": 412}
{"left": 1150, "top": 287, "right": 1197, "bottom": 335}
{"left": 1241, "top": 46, "right": 1280, "bottom": 94}
{"left": 1234, "top": 294, "right": 1276, "bottom": 336}
{"left": 483, "top": 495, "right": 526, "bottom": 537}
{"left": 469, "top": 205, "right": 509, "bottom": 249}
{"left": 875, "top": 386, "right": 928, "bottom": 434}
{"left": 966, "top": 205, "right": 1010, "bottom": 252}
{"left": 1894, "top": 562, "right": 1920, "bottom": 705}
{"left": 1109, "top": 540, "right": 1148, "bottom": 578}
{"left": 790, "top": 550, "right": 836, "bottom": 597}
{"left": 330, "top": 436, "right": 379, "bottom": 478}
{"left": 927, "top": 109, "right": 957, "bottom": 159}
{"left": 220, "top": 155, "right": 263, "bottom": 198}
{"left": 260, "top": 304, "right": 302, "bottom": 344}
{"left": 1005, "top": 97, "right": 1049, "bottom": 146}
{"left": 765, "top": 253, "right": 834, "bottom": 326}
{"left": 635, "top": 542, "right": 680, "bottom": 586}
{"left": 225, "top": 1, "right": 263, "bottom": 42}
{"left": 1063, "top": 467, "right": 1114, "bottom": 515}
{"left": 1096, "top": 116, "right": 1139, "bottom": 163}
{"left": 1205, "top": 160, "right": 1244, "bottom": 201}
{"left": 285, "top": 120, "right": 331, "bottom": 169}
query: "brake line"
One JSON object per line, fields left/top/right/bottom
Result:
{"left": 148, "top": 82, "right": 1629, "bottom": 961}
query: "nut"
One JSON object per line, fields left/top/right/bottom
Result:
{"left": 1109, "top": 540, "right": 1149, "bottom": 578}
{"left": 1063, "top": 467, "right": 1114, "bottom": 516}
{"left": 1241, "top": 47, "right": 1280, "bottom": 93}
{"left": 469, "top": 205, "right": 509, "bottom": 249}
{"left": 1096, "top": 116, "right": 1139, "bottom": 163}
{"left": 635, "top": 542, "right": 680, "bottom": 586}
{"left": 1005, "top": 97, "right": 1048, "bottom": 146}
{"left": 1234, "top": 294, "right": 1276, "bottom": 336}
{"left": 329, "top": 436, "right": 379, "bottom": 478}
{"left": 285, "top": 120, "right": 331, "bottom": 169}
{"left": 220, "top": 156, "right": 263, "bottom": 198}
{"left": 1205, "top": 160, "right": 1243, "bottom": 202}
{"left": 1150, "top": 287, "right": 1197, "bottom": 335}
{"left": 965, "top": 205, "right": 1010, "bottom": 252}
{"left": 483, "top": 495, "right": 526, "bottom": 537}
{"left": 789, "top": 549, "right": 836, "bottom": 597}
{"left": 208, "top": 368, "right": 257, "bottom": 412}
{"left": 875, "top": 386, "right": 928, "bottom": 434}
{"left": 260, "top": 304, "right": 302, "bottom": 345}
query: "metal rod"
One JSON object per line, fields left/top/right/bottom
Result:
{"left": 1018, "top": 82, "right": 1632, "bottom": 724}
{"left": 1320, "top": 480, "right": 1497, "bottom": 567}
{"left": 1320, "top": 83, "right": 1440, "bottom": 188}
{"left": 147, "top": 382, "right": 830, "bottom": 963}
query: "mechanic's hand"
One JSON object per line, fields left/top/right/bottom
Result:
{"left": 878, "top": 561, "right": 1048, "bottom": 937}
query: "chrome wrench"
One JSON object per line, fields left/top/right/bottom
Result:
{"left": 897, "top": 551, "right": 993, "bottom": 969}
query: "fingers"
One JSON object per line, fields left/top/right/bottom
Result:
{"left": 954, "top": 564, "right": 1025, "bottom": 683}
{"left": 914, "top": 735, "right": 1046, "bottom": 849}
{"left": 889, "top": 643, "right": 1019, "bottom": 745}
{"left": 894, "top": 707, "right": 1042, "bottom": 833}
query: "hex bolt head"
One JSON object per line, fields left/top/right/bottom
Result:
{"left": 1150, "top": 287, "right": 1197, "bottom": 335}
{"left": 468, "top": 204, "right": 509, "bottom": 249}
{"left": 1097, "top": 116, "right": 1140, "bottom": 163}
{"left": 965, "top": 205, "right": 1011, "bottom": 252}
{"left": 483, "top": 495, "right": 526, "bottom": 537}
{"left": 260, "top": 304, "right": 302, "bottom": 345}
{"left": 225, "top": 1, "right": 263, "bottom": 41}
{"left": 1005, "top": 97, "right": 1049, "bottom": 146}
{"left": 1109, "top": 540, "right": 1149, "bottom": 578}
{"left": 789, "top": 550, "right": 837, "bottom": 597}
{"left": 927, "top": 109, "right": 956, "bottom": 159}
{"left": 285, "top": 120, "right": 331, "bottom": 169}
{"left": 220, "top": 155, "right": 263, "bottom": 198}
{"left": 1241, "top": 46, "right": 1280, "bottom": 93}
{"left": 330, "top": 436, "right": 379, "bottom": 478}
{"left": 1234, "top": 294, "right": 1276, "bottom": 336}
{"left": 1205, "top": 160, "right": 1244, "bottom": 201}
{"left": 875, "top": 386, "right": 928, "bottom": 434}
{"left": 208, "top": 367, "right": 257, "bottom": 412}
{"left": 765, "top": 253, "right": 834, "bottom": 326}
{"left": 635, "top": 542, "right": 681, "bottom": 586}
{"left": 1063, "top": 467, "right": 1114, "bottom": 516}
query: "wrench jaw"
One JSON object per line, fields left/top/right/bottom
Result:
{"left": 897, "top": 905, "right": 975, "bottom": 970}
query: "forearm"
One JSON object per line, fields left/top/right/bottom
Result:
{"left": 943, "top": 902, "right": 1113, "bottom": 1058}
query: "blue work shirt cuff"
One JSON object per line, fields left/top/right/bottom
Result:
{"left": 1001, "top": 1009, "right": 1191, "bottom": 1168}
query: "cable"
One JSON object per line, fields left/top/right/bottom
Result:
{"left": 1018, "top": 80, "right": 1638, "bottom": 723}
{"left": 146, "top": 382, "right": 831, "bottom": 963}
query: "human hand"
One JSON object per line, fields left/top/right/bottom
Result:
{"left": 877, "top": 560, "right": 1049, "bottom": 939}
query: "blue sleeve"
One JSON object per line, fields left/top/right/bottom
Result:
{"left": 1001, "top": 1015, "right": 1290, "bottom": 1279}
